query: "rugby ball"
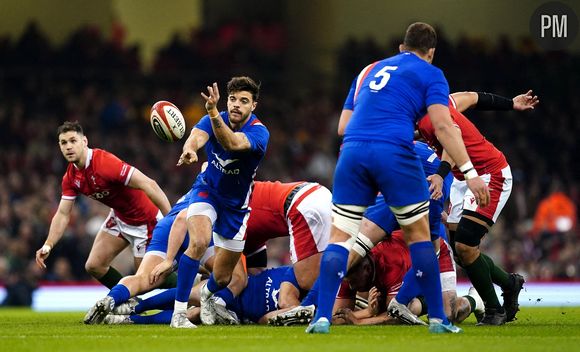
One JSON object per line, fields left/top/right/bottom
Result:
{"left": 150, "top": 101, "right": 186, "bottom": 142}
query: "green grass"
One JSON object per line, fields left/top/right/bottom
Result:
{"left": 1, "top": 307, "right": 579, "bottom": 352}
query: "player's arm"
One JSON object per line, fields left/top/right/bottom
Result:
{"left": 337, "top": 109, "right": 353, "bottom": 136}
{"left": 150, "top": 209, "right": 188, "bottom": 284}
{"left": 35, "top": 199, "right": 74, "bottom": 268}
{"left": 428, "top": 104, "right": 490, "bottom": 206}
{"left": 178, "top": 128, "right": 209, "bottom": 166}
{"left": 203, "top": 82, "right": 252, "bottom": 152}
{"left": 450, "top": 90, "right": 538, "bottom": 113}
{"left": 427, "top": 142, "right": 456, "bottom": 200}
{"left": 127, "top": 169, "right": 171, "bottom": 216}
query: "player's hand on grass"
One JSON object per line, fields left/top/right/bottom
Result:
{"left": 333, "top": 308, "right": 357, "bottom": 325}
{"left": 466, "top": 176, "right": 490, "bottom": 207}
{"left": 150, "top": 259, "right": 173, "bottom": 285}
{"left": 513, "top": 90, "right": 539, "bottom": 111}
{"left": 177, "top": 149, "right": 198, "bottom": 166}
{"left": 427, "top": 174, "right": 444, "bottom": 200}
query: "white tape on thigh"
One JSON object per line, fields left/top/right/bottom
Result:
{"left": 352, "top": 233, "right": 376, "bottom": 257}
{"left": 332, "top": 204, "right": 366, "bottom": 237}
{"left": 391, "top": 201, "right": 429, "bottom": 226}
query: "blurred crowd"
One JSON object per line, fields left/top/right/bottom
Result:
{"left": 0, "top": 22, "right": 578, "bottom": 305}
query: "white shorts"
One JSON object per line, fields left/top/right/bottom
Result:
{"left": 287, "top": 184, "right": 332, "bottom": 263}
{"left": 100, "top": 209, "right": 161, "bottom": 258}
{"left": 447, "top": 165, "right": 513, "bottom": 224}
{"left": 213, "top": 232, "right": 245, "bottom": 252}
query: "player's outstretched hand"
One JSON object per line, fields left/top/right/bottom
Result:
{"left": 427, "top": 174, "right": 444, "bottom": 200}
{"left": 201, "top": 82, "right": 220, "bottom": 113}
{"left": 150, "top": 259, "right": 173, "bottom": 285}
{"left": 513, "top": 90, "right": 539, "bottom": 111}
{"left": 35, "top": 244, "right": 51, "bottom": 269}
{"left": 466, "top": 176, "right": 490, "bottom": 207}
{"left": 177, "top": 149, "right": 198, "bottom": 166}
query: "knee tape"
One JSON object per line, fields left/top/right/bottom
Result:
{"left": 455, "top": 219, "right": 488, "bottom": 247}
{"left": 351, "top": 233, "right": 376, "bottom": 257}
{"left": 332, "top": 204, "right": 366, "bottom": 238}
{"left": 391, "top": 201, "right": 429, "bottom": 226}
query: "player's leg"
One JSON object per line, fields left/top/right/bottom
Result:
{"left": 201, "top": 244, "right": 244, "bottom": 325}
{"left": 85, "top": 228, "right": 129, "bottom": 288}
{"left": 171, "top": 202, "right": 214, "bottom": 328}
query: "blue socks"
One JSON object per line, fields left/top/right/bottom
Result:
{"left": 135, "top": 288, "right": 177, "bottom": 314}
{"left": 301, "top": 280, "right": 319, "bottom": 306}
{"left": 213, "top": 287, "right": 235, "bottom": 307}
{"left": 130, "top": 310, "right": 173, "bottom": 324}
{"left": 409, "top": 241, "right": 448, "bottom": 324}
{"left": 175, "top": 255, "right": 200, "bottom": 303}
{"left": 396, "top": 269, "right": 421, "bottom": 305}
{"left": 206, "top": 273, "right": 220, "bottom": 294}
{"left": 108, "top": 284, "right": 130, "bottom": 307}
{"left": 312, "top": 244, "right": 349, "bottom": 322}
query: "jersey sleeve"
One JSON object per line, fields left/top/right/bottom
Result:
{"left": 245, "top": 123, "right": 270, "bottom": 155}
{"left": 99, "top": 151, "right": 135, "bottom": 186}
{"left": 424, "top": 67, "right": 450, "bottom": 108}
{"left": 61, "top": 174, "right": 78, "bottom": 200}
{"left": 194, "top": 114, "right": 214, "bottom": 137}
{"left": 342, "top": 78, "right": 356, "bottom": 110}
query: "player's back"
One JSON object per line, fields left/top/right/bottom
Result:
{"left": 417, "top": 105, "right": 507, "bottom": 179}
{"left": 344, "top": 52, "right": 448, "bottom": 146}
{"left": 246, "top": 181, "right": 305, "bottom": 241}
{"left": 237, "top": 266, "right": 288, "bottom": 323}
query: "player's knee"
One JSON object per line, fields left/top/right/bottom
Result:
{"left": 84, "top": 260, "right": 106, "bottom": 277}
{"left": 454, "top": 218, "right": 488, "bottom": 260}
{"left": 187, "top": 236, "right": 211, "bottom": 258}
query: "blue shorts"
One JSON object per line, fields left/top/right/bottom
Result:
{"left": 189, "top": 184, "right": 250, "bottom": 241}
{"left": 333, "top": 142, "right": 429, "bottom": 207}
{"left": 364, "top": 172, "right": 452, "bottom": 241}
{"left": 146, "top": 213, "right": 189, "bottom": 261}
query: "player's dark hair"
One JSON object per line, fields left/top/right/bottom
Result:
{"left": 227, "top": 76, "right": 261, "bottom": 101}
{"left": 403, "top": 22, "right": 437, "bottom": 54}
{"left": 57, "top": 121, "right": 84, "bottom": 138}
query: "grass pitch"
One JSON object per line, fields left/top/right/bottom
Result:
{"left": 1, "top": 307, "right": 578, "bottom": 352}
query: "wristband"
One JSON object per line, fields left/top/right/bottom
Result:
{"left": 464, "top": 169, "right": 479, "bottom": 180}
{"left": 41, "top": 244, "right": 52, "bottom": 254}
{"left": 435, "top": 161, "right": 452, "bottom": 179}
{"left": 459, "top": 161, "right": 479, "bottom": 180}
{"left": 475, "top": 92, "right": 513, "bottom": 111}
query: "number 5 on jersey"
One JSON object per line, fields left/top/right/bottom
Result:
{"left": 370, "top": 66, "right": 398, "bottom": 91}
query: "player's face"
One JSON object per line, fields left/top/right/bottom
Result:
{"left": 227, "top": 91, "right": 256, "bottom": 126}
{"left": 58, "top": 131, "right": 87, "bottom": 164}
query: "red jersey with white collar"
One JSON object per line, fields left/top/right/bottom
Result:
{"left": 61, "top": 148, "right": 159, "bottom": 225}
{"left": 416, "top": 100, "right": 508, "bottom": 180}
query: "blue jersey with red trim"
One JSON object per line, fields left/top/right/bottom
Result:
{"left": 194, "top": 112, "right": 269, "bottom": 208}
{"left": 342, "top": 52, "right": 449, "bottom": 147}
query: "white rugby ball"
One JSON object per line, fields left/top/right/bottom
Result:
{"left": 150, "top": 101, "right": 186, "bottom": 142}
